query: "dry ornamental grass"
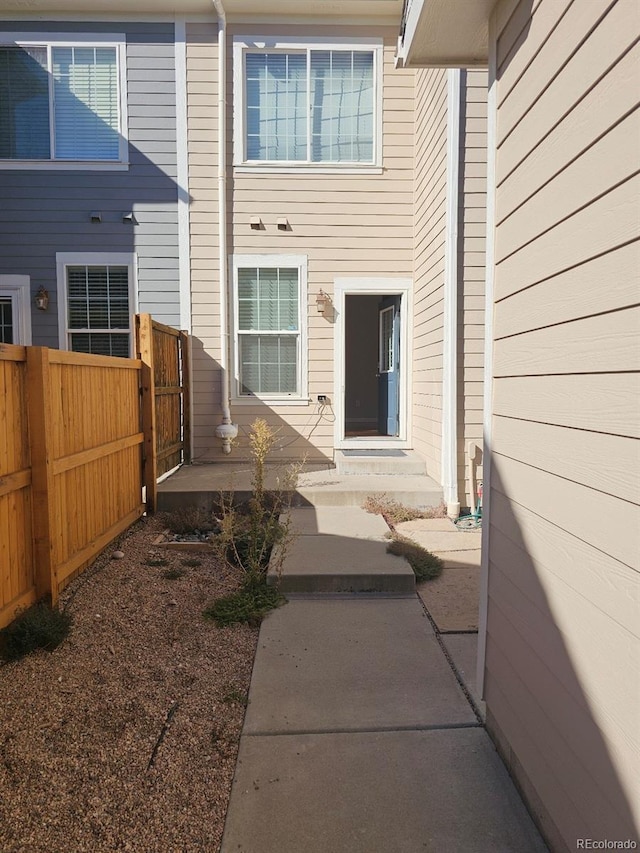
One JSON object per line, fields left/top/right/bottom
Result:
{"left": 0, "top": 517, "right": 258, "bottom": 853}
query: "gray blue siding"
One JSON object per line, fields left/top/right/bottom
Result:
{"left": 0, "top": 21, "right": 181, "bottom": 345}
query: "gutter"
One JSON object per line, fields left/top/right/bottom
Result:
{"left": 212, "top": 0, "right": 238, "bottom": 453}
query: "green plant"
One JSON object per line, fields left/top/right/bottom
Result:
{"left": 162, "top": 567, "right": 185, "bottom": 580}
{"left": 363, "top": 493, "right": 448, "bottom": 527}
{"left": 181, "top": 557, "right": 202, "bottom": 568}
{"left": 203, "top": 577, "right": 285, "bottom": 628}
{"left": 0, "top": 602, "right": 71, "bottom": 662}
{"left": 386, "top": 533, "right": 444, "bottom": 581}
{"left": 212, "top": 418, "right": 299, "bottom": 581}
{"left": 145, "top": 556, "right": 169, "bottom": 567}
{"left": 222, "top": 688, "right": 248, "bottom": 706}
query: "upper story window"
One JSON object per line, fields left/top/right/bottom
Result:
{"left": 233, "top": 37, "right": 382, "bottom": 170}
{"left": 0, "top": 33, "right": 127, "bottom": 168}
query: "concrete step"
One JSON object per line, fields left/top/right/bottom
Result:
{"left": 268, "top": 506, "right": 415, "bottom": 594}
{"left": 295, "top": 470, "right": 443, "bottom": 509}
{"left": 335, "top": 448, "right": 426, "bottom": 475}
{"left": 157, "top": 463, "right": 444, "bottom": 512}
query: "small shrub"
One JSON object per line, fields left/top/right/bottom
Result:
{"left": 363, "top": 493, "right": 448, "bottom": 527}
{"left": 1, "top": 602, "right": 71, "bottom": 662}
{"left": 222, "top": 688, "right": 248, "bottom": 706}
{"left": 181, "top": 557, "right": 202, "bottom": 568}
{"left": 204, "top": 577, "right": 285, "bottom": 628}
{"left": 162, "top": 567, "right": 185, "bottom": 580}
{"left": 211, "top": 418, "right": 299, "bottom": 580}
{"left": 386, "top": 533, "right": 444, "bottom": 581}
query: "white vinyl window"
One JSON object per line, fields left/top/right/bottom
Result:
{"left": 57, "top": 253, "right": 136, "bottom": 357}
{"left": 234, "top": 37, "right": 382, "bottom": 169}
{"left": 0, "top": 33, "right": 127, "bottom": 167}
{"left": 233, "top": 255, "right": 308, "bottom": 400}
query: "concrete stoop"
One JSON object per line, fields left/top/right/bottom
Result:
{"left": 334, "top": 448, "right": 427, "bottom": 476}
{"left": 156, "top": 463, "right": 444, "bottom": 513}
{"left": 268, "top": 506, "right": 415, "bottom": 594}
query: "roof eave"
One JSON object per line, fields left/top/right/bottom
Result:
{"left": 396, "top": 0, "right": 491, "bottom": 68}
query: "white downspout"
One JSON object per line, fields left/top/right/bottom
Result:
{"left": 477, "top": 11, "right": 498, "bottom": 699}
{"left": 442, "top": 68, "right": 461, "bottom": 519}
{"left": 212, "top": 0, "right": 237, "bottom": 453}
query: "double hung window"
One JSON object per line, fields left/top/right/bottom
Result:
{"left": 233, "top": 256, "right": 307, "bottom": 399}
{"left": 57, "top": 254, "right": 135, "bottom": 358}
{"left": 0, "top": 34, "right": 126, "bottom": 165}
{"left": 234, "top": 38, "right": 381, "bottom": 167}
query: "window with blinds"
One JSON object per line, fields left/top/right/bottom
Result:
{"left": 66, "top": 265, "right": 131, "bottom": 357}
{"left": 0, "top": 39, "right": 123, "bottom": 162}
{"left": 238, "top": 41, "right": 378, "bottom": 166}
{"left": 236, "top": 266, "right": 302, "bottom": 396}
{"left": 0, "top": 297, "right": 13, "bottom": 344}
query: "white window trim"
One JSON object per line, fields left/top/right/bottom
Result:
{"left": 333, "top": 277, "right": 413, "bottom": 450}
{"left": 0, "top": 275, "right": 32, "bottom": 345}
{"left": 0, "top": 32, "right": 128, "bottom": 170}
{"left": 232, "top": 36, "right": 383, "bottom": 172}
{"left": 231, "top": 254, "right": 309, "bottom": 404}
{"left": 56, "top": 252, "right": 137, "bottom": 356}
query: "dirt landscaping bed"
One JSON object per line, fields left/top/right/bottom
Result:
{"left": 0, "top": 517, "right": 258, "bottom": 853}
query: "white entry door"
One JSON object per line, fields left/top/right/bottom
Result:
{"left": 0, "top": 276, "right": 32, "bottom": 345}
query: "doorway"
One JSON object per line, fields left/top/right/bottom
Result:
{"left": 334, "top": 278, "right": 411, "bottom": 449}
{"left": 344, "top": 294, "right": 401, "bottom": 438}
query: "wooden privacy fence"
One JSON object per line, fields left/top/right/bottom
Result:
{"left": 0, "top": 317, "right": 190, "bottom": 628}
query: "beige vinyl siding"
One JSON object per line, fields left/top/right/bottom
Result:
{"left": 485, "top": 0, "right": 640, "bottom": 849}
{"left": 458, "top": 69, "right": 487, "bottom": 509}
{"left": 189, "top": 24, "right": 415, "bottom": 462}
{"left": 186, "top": 22, "right": 221, "bottom": 462}
{"left": 412, "top": 67, "right": 448, "bottom": 482}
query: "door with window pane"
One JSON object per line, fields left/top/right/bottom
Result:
{"left": 66, "top": 265, "right": 130, "bottom": 357}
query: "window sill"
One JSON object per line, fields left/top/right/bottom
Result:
{"left": 234, "top": 165, "right": 383, "bottom": 176}
{"left": 0, "top": 160, "right": 129, "bottom": 171}
{"left": 233, "top": 397, "right": 311, "bottom": 407}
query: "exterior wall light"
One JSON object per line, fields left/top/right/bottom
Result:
{"left": 34, "top": 287, "right": 49, "bottom": 311}
{"left": 316, "top": 289, "right": 329, "bottom": 315}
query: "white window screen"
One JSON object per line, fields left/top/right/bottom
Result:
{"left": 66, "top": 265, "right": 130, "bottom": 357}
{"left": 53, "top": 47, "right": 119, "bottom": 160}
{"left": 0, "top": 41, "right": 121, "bottom": 161}
{"left": 244, "top": 48, "right": 374, "bottom": 164}
{"left": 237, "top": 267, "right": 300, "bottom": 395}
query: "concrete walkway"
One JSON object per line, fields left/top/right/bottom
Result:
{"left": 221, "top": 506, "right": 547, "bottom": 853}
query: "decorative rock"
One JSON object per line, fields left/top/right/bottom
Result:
{"left": 112, "top": 550, "right": 125, "bottom": 560}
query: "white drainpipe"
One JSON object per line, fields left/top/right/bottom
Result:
{"left": 442, "top": 68, "right": 461, "bottom": 519}
{"left": 212, "top": 0, "right": 237, "bottom": 453}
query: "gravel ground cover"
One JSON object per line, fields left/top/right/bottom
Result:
{"left": 0, "top": 517, "right": 259, "bottom": 853}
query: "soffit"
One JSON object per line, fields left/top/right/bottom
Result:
{"left": 397, "top": 0, "right": 493, "bottom": 67}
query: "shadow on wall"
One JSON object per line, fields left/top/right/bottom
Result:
{"left": 0, "top": 37, "right": 187, "bottom": 345}
{"left": 483, "top": 450, "right": 638, "bottom": 850}
{"left": 189, "top": 340, "right": 336, "bottom": 465}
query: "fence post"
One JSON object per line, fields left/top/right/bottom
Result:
{"left": 26, "top": 347, "right": 56, "bottom": 603}
{"left": 136, "top": 313, "right": 158, "bottom": 512}
{"left": 179, "top": 330, "right": 191, "bottom": 464}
